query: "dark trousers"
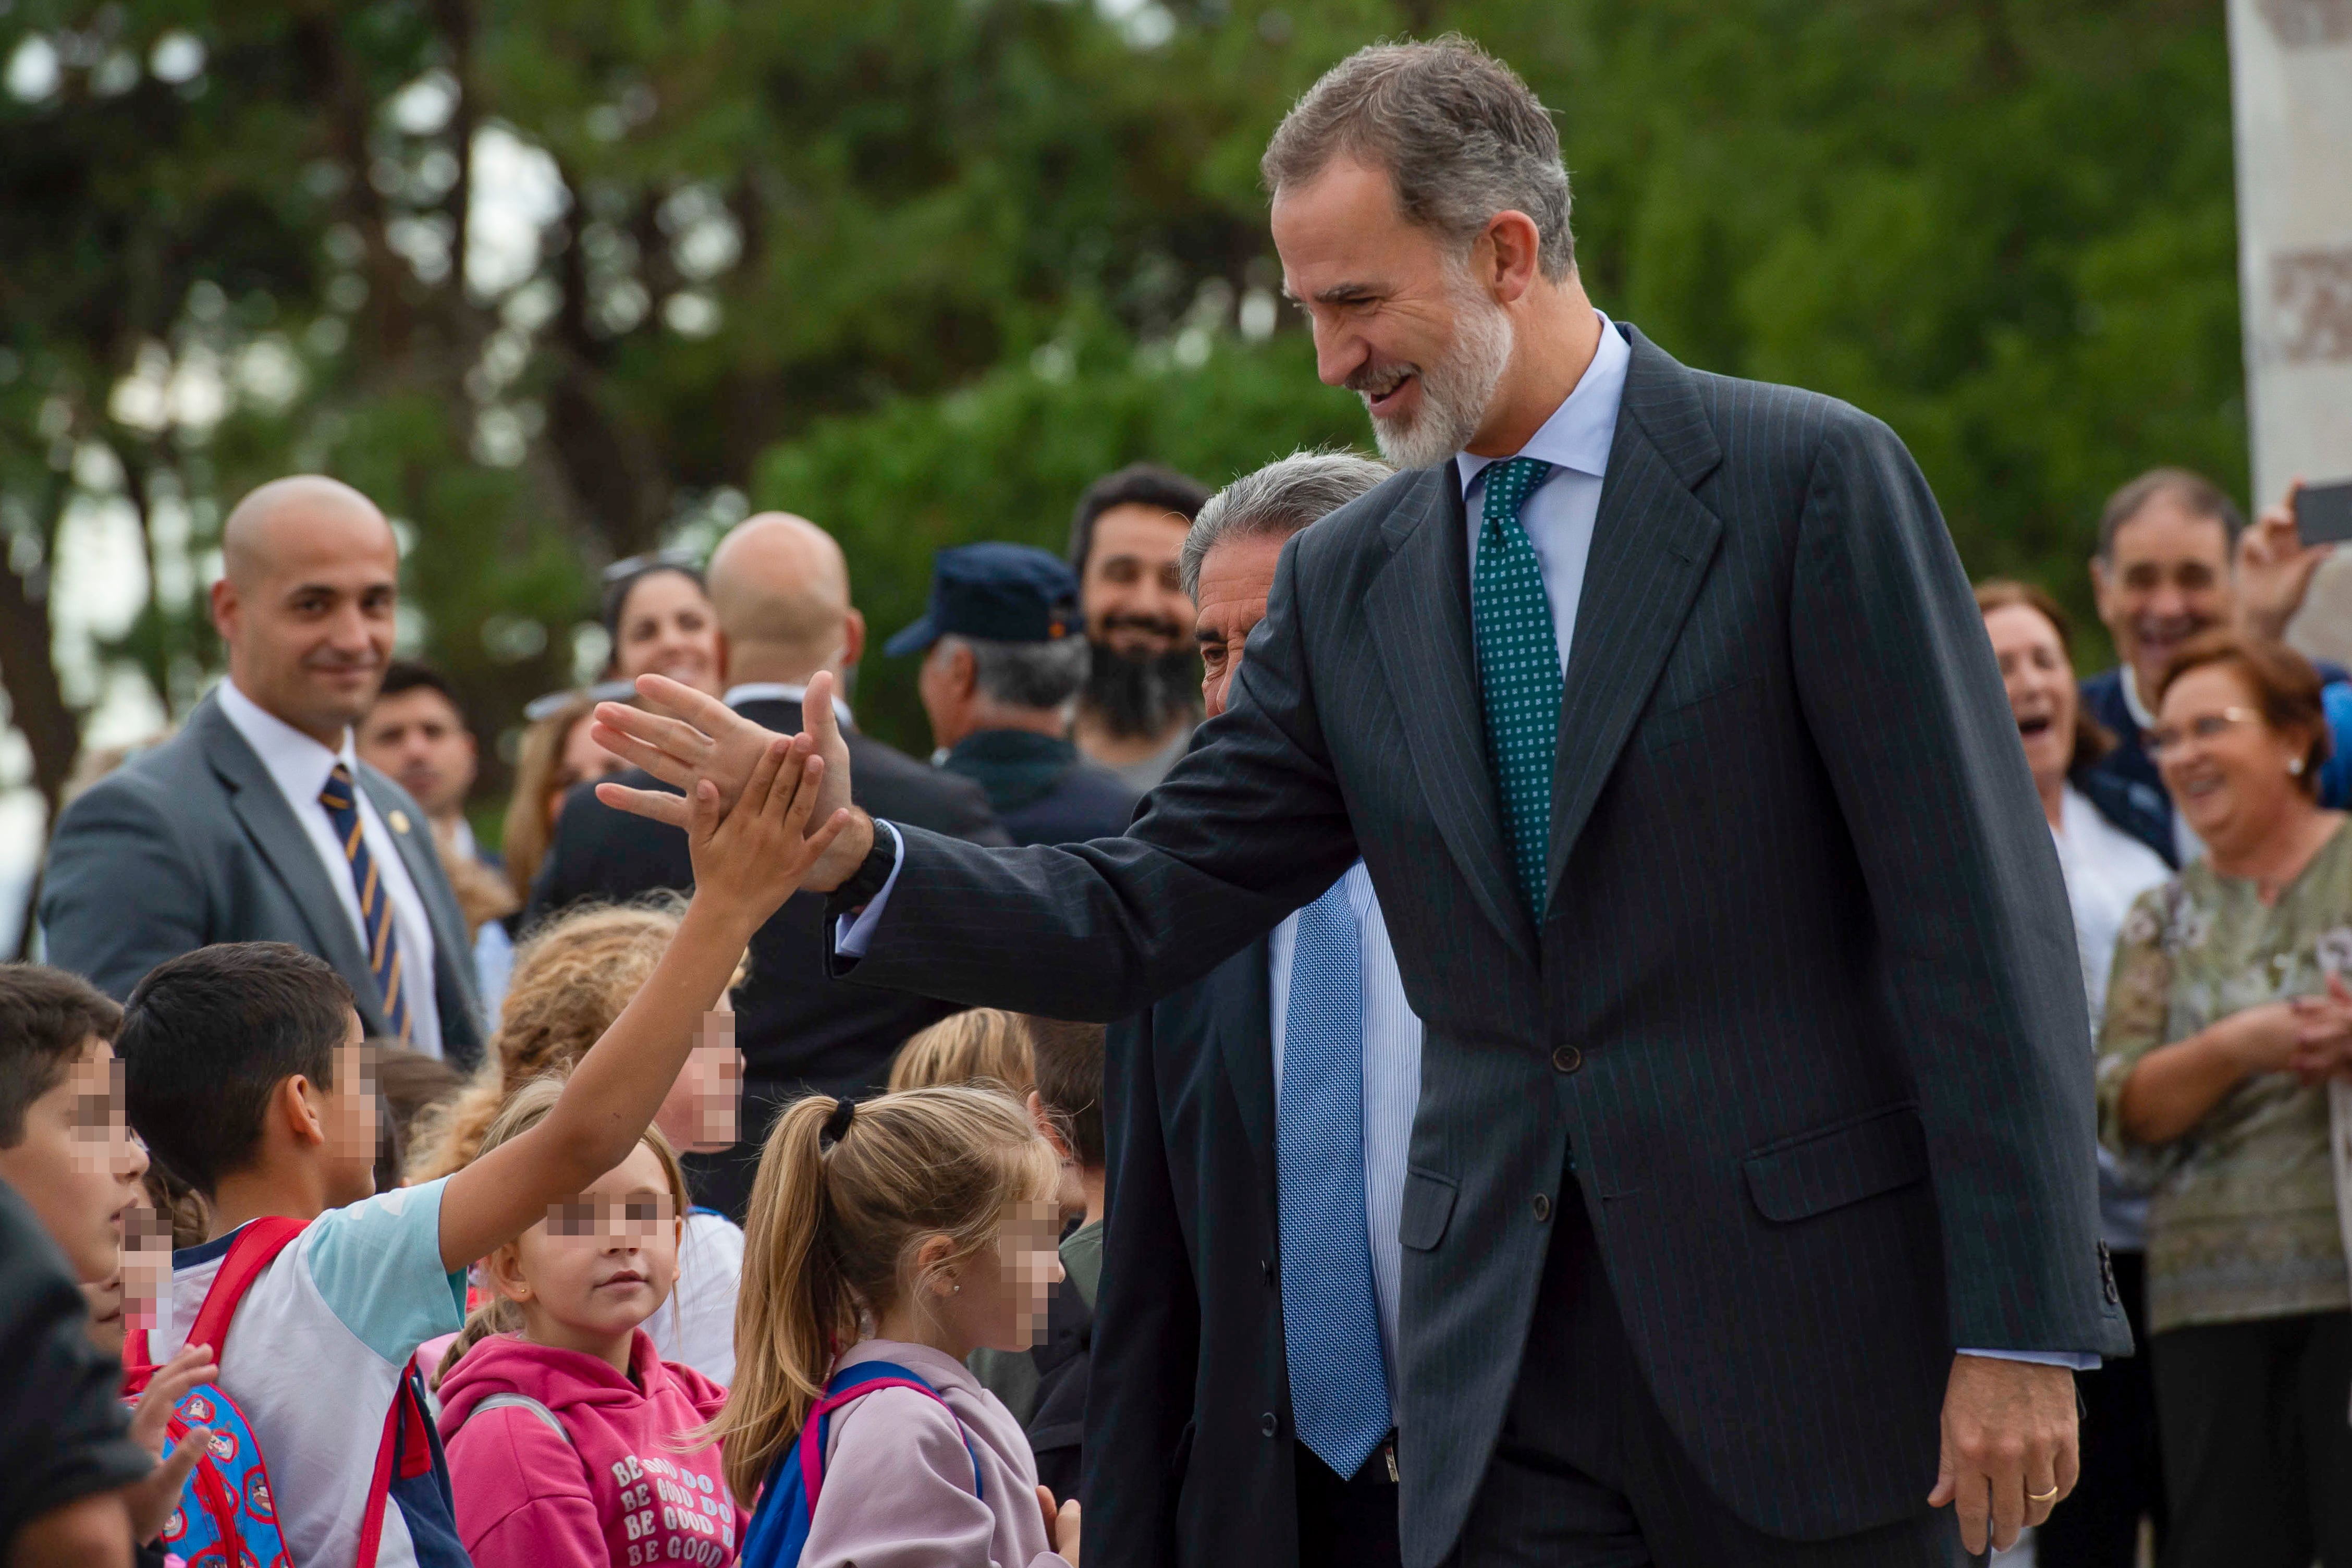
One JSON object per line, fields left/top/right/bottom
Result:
{"left": 2036, "top": 1248, "right": 2165, "bottom": 1568}
{"left": 1449, "top": 1192, "right": 1976, "bottom": 1567}
{"left": 1295, "top": 1436, "right": 1403, "bottom": 1568}
{"left": 2150, "top": 1309, "right": 2352, "bottom": 1568}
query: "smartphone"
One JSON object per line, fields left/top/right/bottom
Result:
{"left": 2298, "top": 479, "right": 2352, "bottom": 546}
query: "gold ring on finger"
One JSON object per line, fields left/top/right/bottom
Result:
{"left": 2027, "top": 1486, "right": 2060, "bottom": 1504}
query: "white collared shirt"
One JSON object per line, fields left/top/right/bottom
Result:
{"left": 216, "top": 678, "right": 444, "bottom": 1058}
{"left": 722, "top": 681, "right": 855, "bottom": 729}
{"left": 2119, "top": 667, "right": 2204, "bottom": 864}
{"left": 1455, "top": 312, "right": 1633, "bottom": 677}
{"left": 1267, "top": 861, "right": 1423, "bottom": 1411}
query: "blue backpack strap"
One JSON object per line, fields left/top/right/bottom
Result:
{"left": 740, "top": 1359, "right": 982, "bottom": 1568}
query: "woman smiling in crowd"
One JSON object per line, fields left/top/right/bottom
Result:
{"left": 2096, "top": 630, "right": 2352, "bottom": 1568}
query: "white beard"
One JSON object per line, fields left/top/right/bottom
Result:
{"left": 1362, "top": 286, "right": 1515, "bottom": 471}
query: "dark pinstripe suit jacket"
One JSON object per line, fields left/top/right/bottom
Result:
{"left": 831, "top": 327, "right": 2130, "bottom": 1561}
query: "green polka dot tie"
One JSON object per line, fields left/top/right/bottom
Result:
{"left": 1472, "top": 457, "right": 1561, "bottom": 918}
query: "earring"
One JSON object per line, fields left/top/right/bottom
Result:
{"left": 2290, "top": 757, "right": 2307, "bottom": 776}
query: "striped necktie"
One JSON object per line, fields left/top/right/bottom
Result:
{"left": 1472, "top": 456, "right": 1562, "bottom": 916}
{"left": 1276, "top": 877, "right": 1393, "bottom": 1478}
{"left": 317, "top": 763, "right": 412, "bottom": 1045}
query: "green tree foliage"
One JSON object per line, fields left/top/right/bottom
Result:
{"left": 1, "top": 0, "right": 2244, "bottom": 905}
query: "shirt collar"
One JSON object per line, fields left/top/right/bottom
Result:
{"left": 216, "top": 677, "right": 358, "bottom": 808}
{"left": 2119, "top": 666, "right": 2157, "bottom": 733}
{"left": 722, "top": 681, "right": 854, "bottom": 729}
{"left": 1455, "top": 312, "right": 1631, "bottom": 498}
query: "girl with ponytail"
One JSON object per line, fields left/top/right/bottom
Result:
{"left": 718, "top": 1085, "right": 1081, "bottom": 1567}
{"left": 432, "top": 1078, "right": 749, "bottom": 1567}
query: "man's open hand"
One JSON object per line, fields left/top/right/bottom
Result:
{"left": 1927, "top": 1353, "right": 2078, "bottom": 1554}
{"left": 595, "top": 670, "right": 868, "bottom": 890}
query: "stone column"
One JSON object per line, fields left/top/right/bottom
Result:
{"left": 2230, "top": 0, "right": 2352, "bottom": 660}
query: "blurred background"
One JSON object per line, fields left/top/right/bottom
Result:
{"left": 0, "top": 0, "right": 2250, "bottom": 950}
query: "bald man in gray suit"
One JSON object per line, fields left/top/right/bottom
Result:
{"left": 42, "top": 477, "right": 482, "bottom": 1065}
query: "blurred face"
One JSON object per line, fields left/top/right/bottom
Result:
{"left": 2091, "top": 498, "right": 2236, "bottom": 699}
{"left": 321, "top": 1024, "right": 379, "bottom": 1208}
{"left": 492, "top": 1140, "right": 680, "bottom": 1364}
{"left": 357, "top": 685, "right": 476, "bottom": 821}
{"left": 612, "top": 571, "right": 722, "bottom": 696}
{"left": 548, "top": 712, "right": 625, "bottom": 827}
{"left": 1194, "top": 534, "right": 1289, "bottom": 720}
{"left": 655, "top": 1011, "right": 743, "bottom": 1155}
{"left": 1082, "top": 505, "right": 1194, "bottom": 658}
{"left": 929, "top": 1196, "right": 1064, "bottom": 1355}
{"left": 212, "top": 506, "right": 399, "bottom": 743}
{"left": 1982, "top": 603, "right": 2079, "bottom": 793}
{"left": 1273, "top": 157, "right": 1512, "bottom": 469}
{"left": 2151, "top": 663, "right": 2312, "bottom": 854}
{"left": 0, "top": 1037, "right": 149, "bottom": 1284}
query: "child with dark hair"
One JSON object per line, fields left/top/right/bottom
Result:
{"left": 1013, "top": 1018, "right": 1106, "bottom": 1498}
{"left": 117, "top": 736, "right": 848, "bottom": 1568}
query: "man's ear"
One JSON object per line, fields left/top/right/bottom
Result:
{"left": 1481, "top": 209, "right": 1545, "bottom": 305}
{"left": 1025, "top": 1090, "right": 1075, "bottom": 1161}
{"left": 281, "top": 1074, "right": 328, "bottom": 1151}
{"left": 840, "top": 608, "right": 867, "bottom": 670}
{"left": 209, "top": 576, "right": 239, "bottom": 643}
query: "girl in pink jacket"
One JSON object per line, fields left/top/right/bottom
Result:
{"left": 435, "top": 1080, "right": 749, "bottom": 1566}
{"left": 713, "top": 1086, "right": 1081, "bottom": 1568}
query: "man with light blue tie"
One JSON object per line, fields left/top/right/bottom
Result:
{"left": 594, "top": 39, "right": 2125, "bottom": 1567}
{"left": 1078, "top": 452, "right": 1416, "bottom": 1568}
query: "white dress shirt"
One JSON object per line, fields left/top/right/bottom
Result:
{"left": 1267, "top": 861, "right": 1424, "bottom": 1410}
{"left": 217, "top": 678, "right": 444, "bottom": 1058}
{"left": 722, "top": 681, "right": 855, "bottom": 729}
{"left": 2118, "top": 667, "right": 2204, "bottom": 864}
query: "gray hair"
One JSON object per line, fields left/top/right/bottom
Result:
{"left": 1181, "top": 450, "right": 1395, "bottom": 599}
{"left": 937, "top": 633, "right": 1092, "bottom": 712}
{"left": 1261, "top": 37, "right": 1574, "bottom": 282}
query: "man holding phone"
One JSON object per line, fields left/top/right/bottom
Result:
{"left": 2080, "top": 468, "right": 2352, "bottom": 867}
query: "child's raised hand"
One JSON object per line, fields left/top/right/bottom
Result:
{"left": 684, "top": 733, "right": 851, "bottom": 929}
{"left": 1037, "top": 1486, "right": 1081, "bottom": 1566}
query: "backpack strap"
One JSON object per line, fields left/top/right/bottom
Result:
{"left": 459, "top": 1393, "right": 573, "bottom": 1448}
{"left": 353, "top": 1368, "right": 438, "bottom": 1568}
{"left": 796, "top": 1361, "right": 983, "bottom": 1516}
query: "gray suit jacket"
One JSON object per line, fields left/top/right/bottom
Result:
{"left": 40, "top": 691, "right": 485, "bottom": 1068}
{"left": 830, "top": 328, "right": 2128, "bottom": 1559}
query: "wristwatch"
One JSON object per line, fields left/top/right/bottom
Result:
{"left": 825, "top": 822, "right": 898, "bottom": 921}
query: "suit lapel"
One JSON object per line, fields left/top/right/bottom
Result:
{"left": 1541, "top": 330, "right": 1725, "bottom": 910}
{"left": 1366, "top": 469, "right": 1535, "bottom": 963}
{"left": 1208, "top": 938, "right": 1279, "bottom": 1217}
{"left": 198, "top": 700, "right": 385, "bottom": 1028}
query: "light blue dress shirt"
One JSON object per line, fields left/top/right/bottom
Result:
{"left": 842, "top": 311, "right": 2092, "bottom": 1369}
{"left": 1269, "top": 861, "right": 1423, "bottom": 1411}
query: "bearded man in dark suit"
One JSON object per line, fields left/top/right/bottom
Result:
{"left": 592, "top": 40, "right": 2126, "bottom": 1567}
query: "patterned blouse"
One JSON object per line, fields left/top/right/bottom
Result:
{"left": 2094, "top": 820, "right": 2352, "bottom": 1334}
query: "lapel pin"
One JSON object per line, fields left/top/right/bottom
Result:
{"left": 388, "top": 809, "right": 411, "bottom": 834}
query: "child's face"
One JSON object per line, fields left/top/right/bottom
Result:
{"left": 654, "top": 1013, "right": 741, "bottom": 1155}
{"left": 83, "top": 1203, "right": 171, "bottom": 1355}
{"left": 321, "top": 1018, "right": 379, "bottom": 1208}
{"left": 940, "top": 1198, "right": 1064, "bottom": 1355}
{"left": 0, "top": 1036, "right": 149, "bottom": 1284}
{"left": 493, "top": 1141, "right": 681, "bottom": 1357}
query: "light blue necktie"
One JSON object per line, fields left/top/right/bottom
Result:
{"left": 1473, "top": 457, "right": 1562, "bottom": 916}
{"left": 1277, "top": 877, "right": 1392, "bottom": 1478}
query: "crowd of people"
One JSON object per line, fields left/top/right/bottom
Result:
{"left": 4, "top": 33, "right": 2347, "bottom": 1568}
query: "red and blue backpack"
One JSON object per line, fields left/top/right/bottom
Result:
{"left": 123, "top": 1217, "right": 445, "bottom": 1568}
{"left": 738, "top": 1359, "right": 983, "bottom": 1568}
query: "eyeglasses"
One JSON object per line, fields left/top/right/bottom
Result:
{"left": 2145, "top": 706, "right": 2259, "bottom": 761}
{"left": 601, "top": 549, "right": 702, "bottom": 585}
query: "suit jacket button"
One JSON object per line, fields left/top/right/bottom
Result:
{"left": 1551, "top": 1045, "right": 1583, "bottom": 1073}
{"left": 1260, "top": 1413, "right": 1278, "bottom": 1438}
{"left": 1532, "top": 1193, "right": 1552, "bottom": 1222}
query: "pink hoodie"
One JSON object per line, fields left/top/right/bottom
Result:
{"left": 436, "top": 1330, "right": 747, "bottom": 1568}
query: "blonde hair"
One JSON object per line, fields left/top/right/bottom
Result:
{"left": 708, "top": 1086, "right": 1060, "bottom": 1501}
{"left": 500, "top": 696, "right": 596, "bottom": 905}
{"left": 406, "top": 902, "right": 688, "bottom": 1182}
{"left": 886, "top": 1008, "right": 1035, "bottom": 1096}
{"left": 436, "top": 1076, "right": 691, "bottom": 1382}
